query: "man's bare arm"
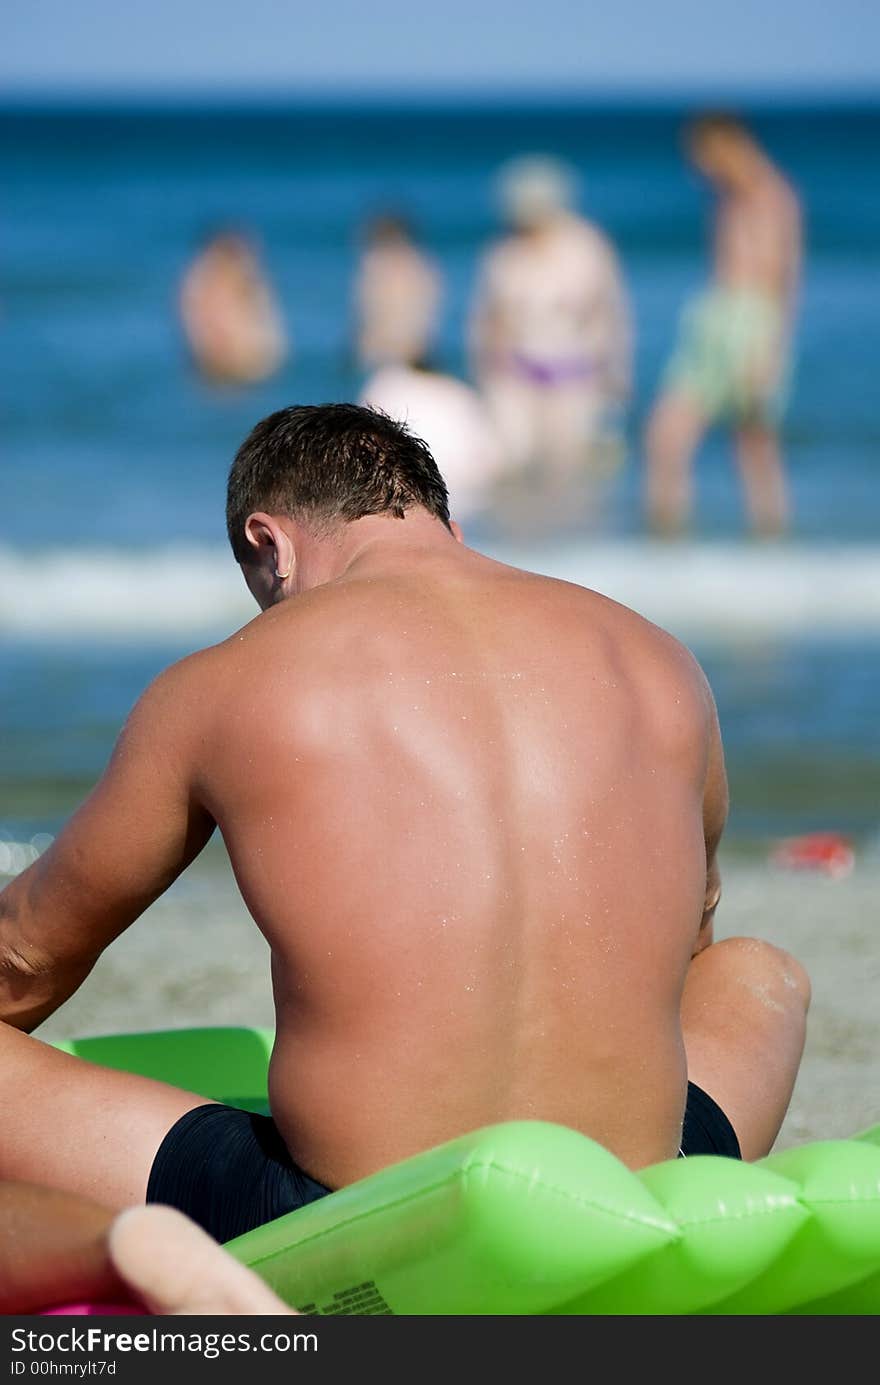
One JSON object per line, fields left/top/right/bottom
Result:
{"left": 0, "top": 1182, "right": 123, "bottom": 1314}
{"left": 696, "top": 684, "right": 729, "bottom": 955}
{"left": 0, "top": 656, "right": 216, "bottom": 1032}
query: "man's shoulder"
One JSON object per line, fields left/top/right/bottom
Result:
{"left": 128, "top": 618, "right": 312, "bottom": 754}
{"left": 518, "top": 574, "right": 715, "bottom": 755}
{"left": 131, "top": 642, "right": 231, "bottom": 722}
{"left": 140, "top": 622, "right": 285, "bottom": 711}
{"left": 577, "top": 584, "right": 713, "bottom": 706}
{"left": 523, "top": 568, "right": 696, "bottom": 655}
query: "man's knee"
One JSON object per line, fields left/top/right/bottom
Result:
{"left": 709, "top": 935, "right": 811, "bottom": 1017}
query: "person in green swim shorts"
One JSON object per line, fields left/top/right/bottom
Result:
{"left": 643, "top": 112, "right": 803, "bottom": 538}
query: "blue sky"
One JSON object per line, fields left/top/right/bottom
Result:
{"left": 5, "top": 0, "right": 880, "bottom": 99}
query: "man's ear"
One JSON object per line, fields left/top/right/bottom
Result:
{"left": 243, "top": 513, "right": 275, "bottom": 560}
{"left": 449, "top": 520, "right": 465, "bottom": 545}
{"left": 243, "top": 513, "right": 294, "bottom": 578}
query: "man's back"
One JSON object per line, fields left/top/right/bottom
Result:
{"left": 193, "top": 542, "right": 713, "bottom": 1183}
{"left": 0, "top": 401, "right": 809, "bottom": 1244}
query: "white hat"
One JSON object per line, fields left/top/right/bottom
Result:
{"left": 495, "top": 155, "right": 579, "bottom": 227}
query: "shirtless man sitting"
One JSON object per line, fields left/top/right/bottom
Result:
{"left": 0, "top": 404, "right": 810, "bottom": 1246}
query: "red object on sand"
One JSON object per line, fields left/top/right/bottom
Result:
{"left": 770, "top": 831, "right": 855, "bottom": 879}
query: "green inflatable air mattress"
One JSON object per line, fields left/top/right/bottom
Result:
{"left": 52, "top": 1025, "right": 880, "bottom": 1315}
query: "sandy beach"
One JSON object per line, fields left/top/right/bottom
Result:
{"left": 34, "top": 845, "right": 880, "bottom": 1154}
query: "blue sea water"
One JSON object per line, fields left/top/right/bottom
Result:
{"left": 1, "top": 101, "right": 879, "bottom": 853}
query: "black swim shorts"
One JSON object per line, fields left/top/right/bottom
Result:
{"left": 148, "top": 1083, "right": 741, "bottom": 1244}
{"left": 146, "top": 1103, "right": 332, "bottom": 1244}
{"left": 679, "top": 1081, "right": 742, "bottom": 1158}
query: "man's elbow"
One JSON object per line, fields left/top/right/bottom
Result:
{"left": 0, "top": 940, "right": 85, "bottom": 1034}
{"left": 0, "top": 942, "right": 48, "bottom": 1030}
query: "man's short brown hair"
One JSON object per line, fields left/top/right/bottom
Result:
{"left": 226, "top": 403, "right": 452, "bottom": 563}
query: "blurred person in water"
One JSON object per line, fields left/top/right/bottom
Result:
{"left": 643, "top": 113, "right": 803, "bottom": 539}
{"left": 352, "top": 211, "right": 443, "bottom": 372}
{"left": 179, "top": 227, "right": 290, "bottom": 386}
{"left": 358, "top": 351, "right": 506, "bottom": 527}
{"left": 467, "top": 154, "right": 632, "bottom": 502}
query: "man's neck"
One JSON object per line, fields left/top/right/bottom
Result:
{"left": 292, "top": 512, "right": 460, "bottom": 595}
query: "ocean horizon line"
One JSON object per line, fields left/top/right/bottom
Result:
{"left": 2, "top": 85, "right": 879, "bottom": 118}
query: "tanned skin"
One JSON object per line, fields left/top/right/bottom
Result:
{"left": 0, "top": 507, "right": 808, "bottom": 1210}
{"left": 0, "top": 1182, "right": 294, "bottom": 1314}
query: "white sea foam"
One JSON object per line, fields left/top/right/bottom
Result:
{"left": 0, "top": 539, "right": 877, "bottom": 644}
{"left": 0, "top": 543, "right": 255, "bottom": 642}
